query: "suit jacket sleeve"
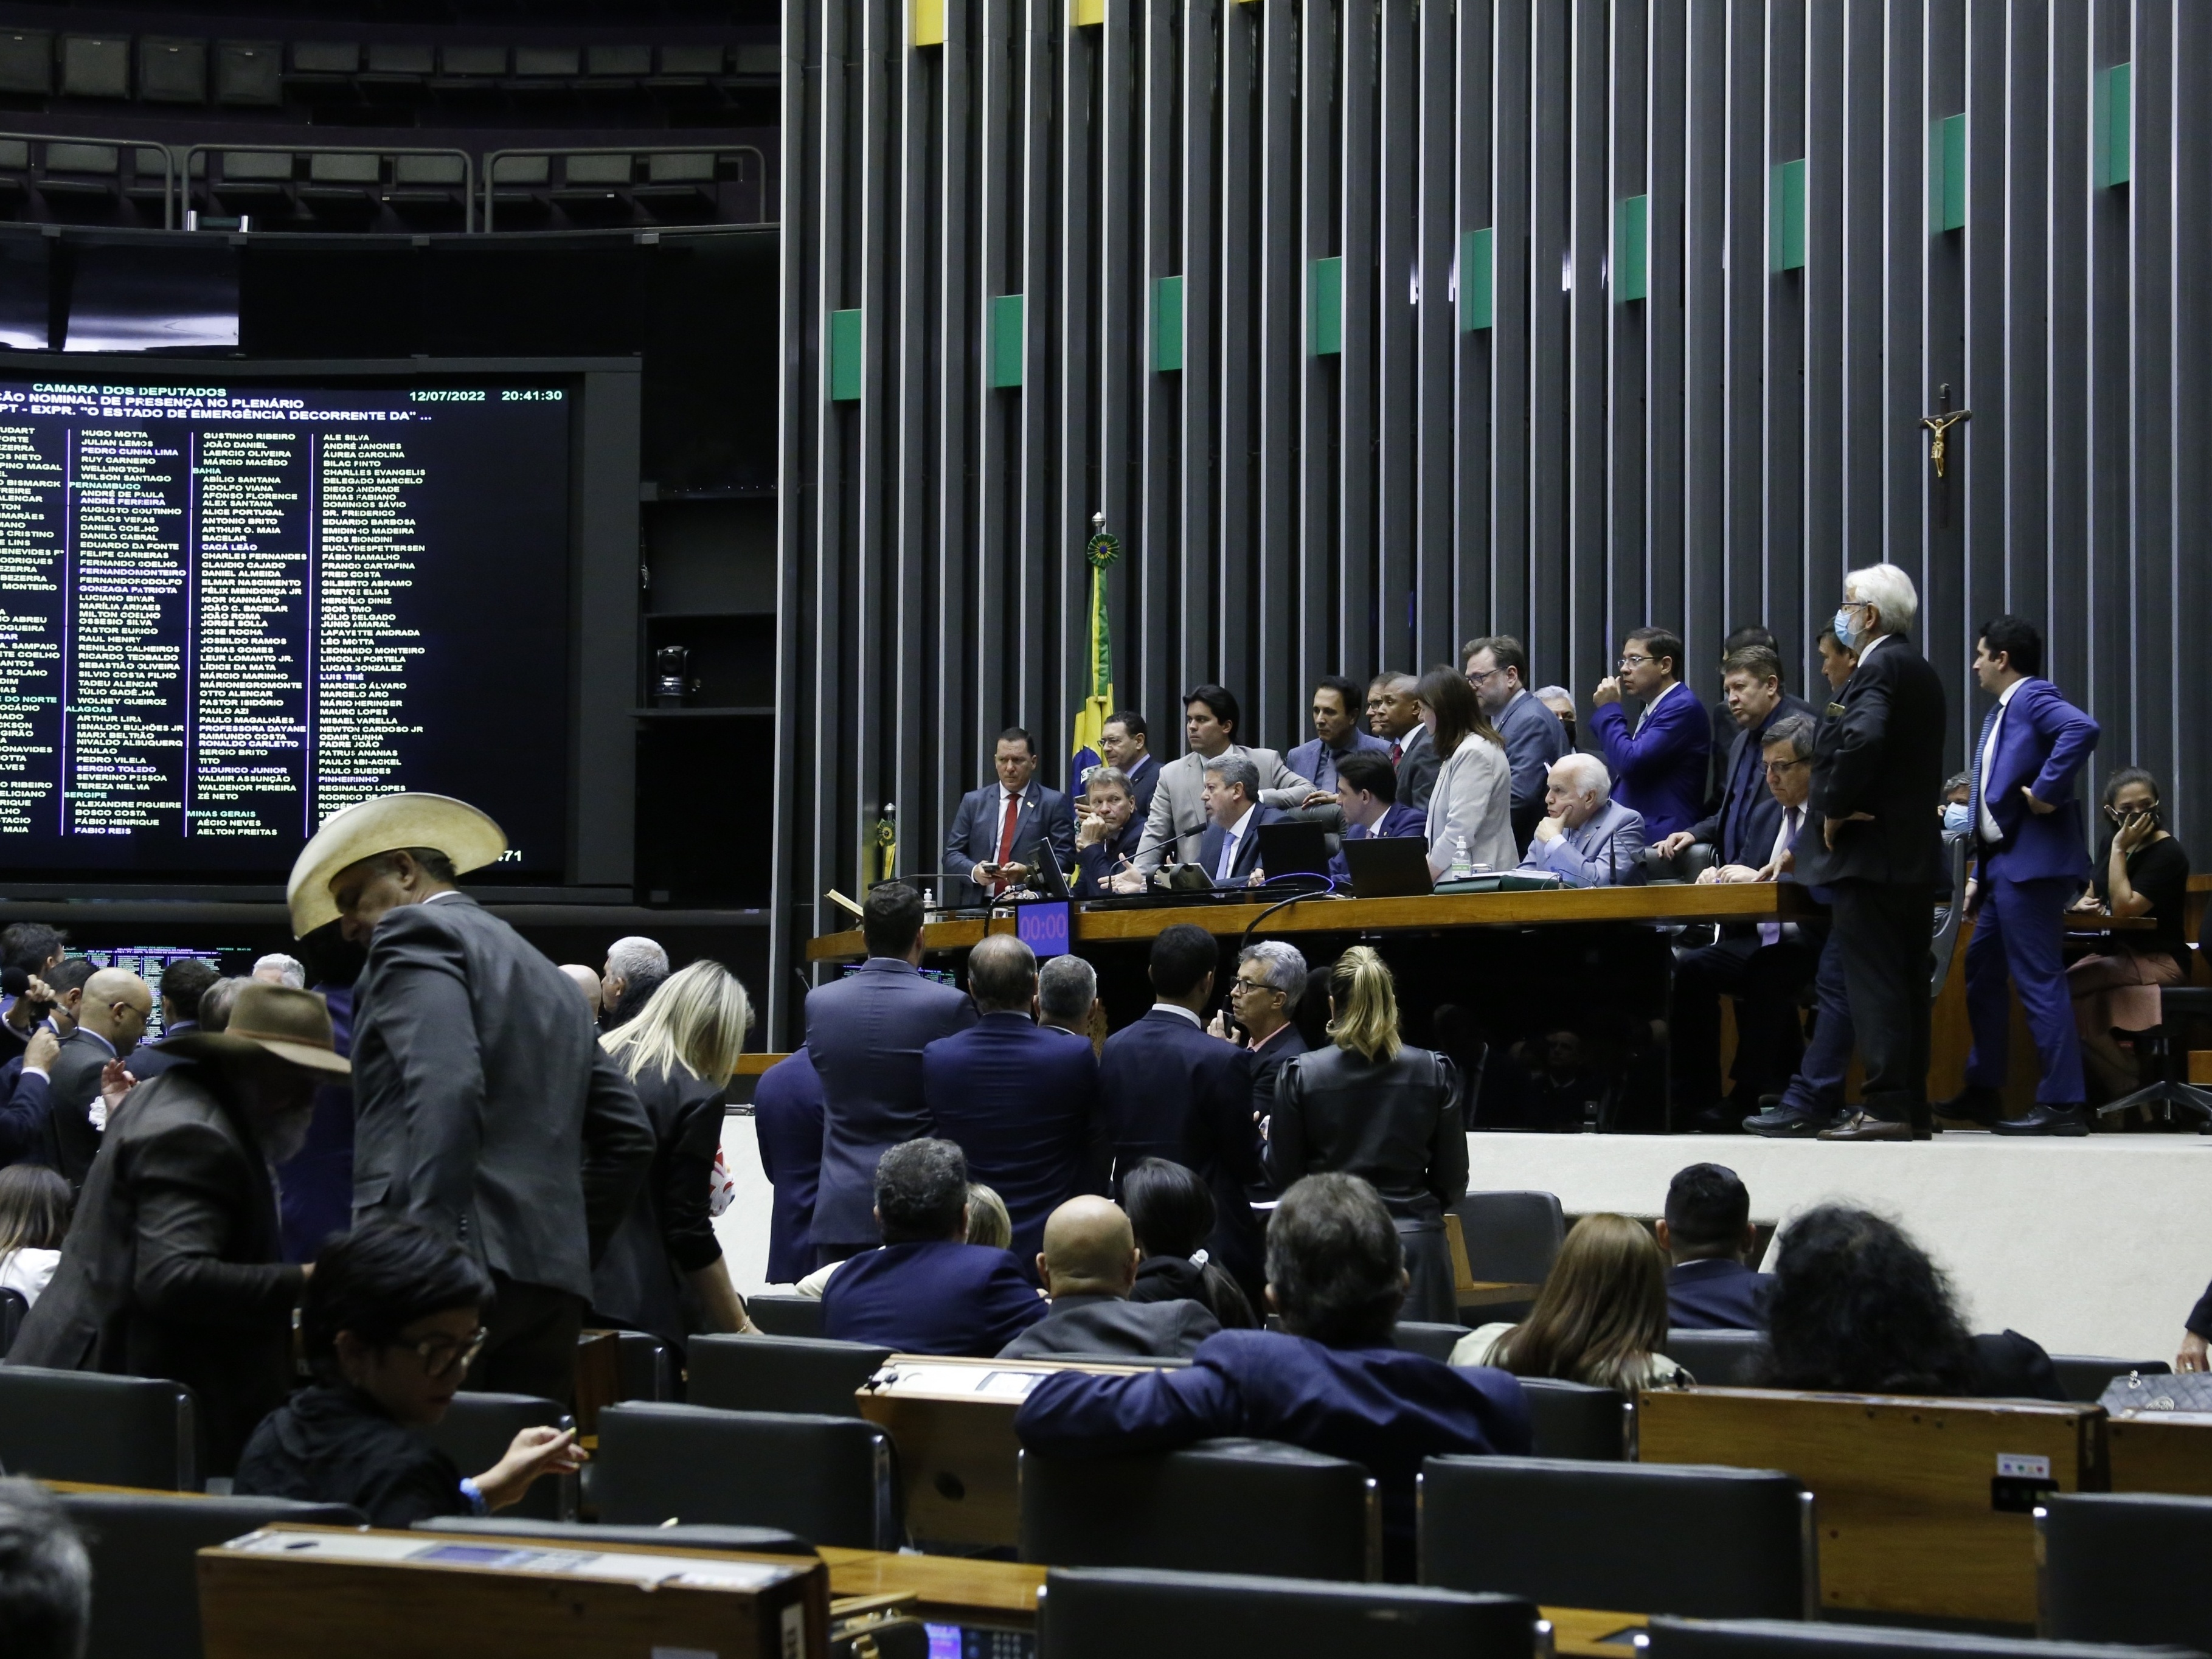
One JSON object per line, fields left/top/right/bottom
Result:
{"left": 2026, "top": 685, "right": 2099, "bottom": 804}
{"left": 0, "top": 1067, "right": 47, "bottom": 1166}
{"left": 131, "top": 1118, "right": 306, "bottom": 1325}
{"left": 1258, "top": 753, "right": 1317, "bottom": 811}
{"left": 1427, "top": 1054, "right": 1469, "bottom": 1207}
{"left": 1525, "top": 823, "right": 1616, "bottom": 887}
{"left": 584, "top": 1045, "right": 657, "bottom": 1262}
{"left": 657, "top": 1084, "right": 727, "bottom": 1275}
{"left": 1814, "top": 664, "right": 1895, "bottom": 820}
{"left": 1261, "top": 1053, "right": 1305, "bottom": 1190}
{"left": 943, "top": 791, "right": 982, "bottom": 879}
{"left": 1203, "top": 1048, "right": 1263, "bottom": 1188}
{"left": 1137, "top": 773, "right": 1177, "bottom": 871}
{"left": 2189, "top": 1280, "right": 2212, "bottom": 1341}
{"left": 981, "top": 1256, "right": 1050, "bottom": 1350}
{"left": 1014, "top": 1361, "right": 1242, "bottom": 1454}
{"left": 369, "top": 919, "right": 488, "bottom": 1236}
{"left": 1042, "top": 792, "right": 1078, "bottom": 867}
{"left": 1590, "top": 698, "right": 1701, "bottom": 792}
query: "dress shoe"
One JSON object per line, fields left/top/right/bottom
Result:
{"left": 1816, "top": 1112, "right": 1913, "bottom": 1142}
{"left": 1932, "top": 1086, "right": 2002, "bottom": 1129}
{"left": 1742, "top": 1103, "right": 1834, "bottom": 1138}
{"left": 1990, "top": 1102, "right": 2090, "bottom": 1137}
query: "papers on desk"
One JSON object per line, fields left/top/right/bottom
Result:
{"left": 867, "top": 1363, "right": 1044, "bottom": 1401}
{"left": 224, "top": 1528, "right": 802, "bottom": 1591}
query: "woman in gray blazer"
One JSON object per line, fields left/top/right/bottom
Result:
{"left": 1264, "top": 947, "right": 1467, "bottom": 1323}
{"left": 1414, "top": 667, "right": 1517, "bottom": 878}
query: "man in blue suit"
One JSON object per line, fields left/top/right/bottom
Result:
{"left": 1099, "top": 923, "right": 1266, "bottom": 1299}
{"left": 820, "top": 1138, "right": 1047, "bottom": 1356}
{"left": 1589, "top": 625, "right": 1711, "bottom": 840}
{"left": 752, "top": 1048, "right": 824, "bottom": 1283}
{"left": 1326, "top": 751, "right": 1426, "bottom": 881}
{"left": 1286, "top": 675, "right": 1391, "bottom": 795}
{"left": 1941, "top": 616, "right": 2100, "bottom": 1136}
{"left": 1015, "top": 1172, "right": 1531, "bottom": 1582}
{"left": 1072, "top": 766, "right": 1146, "bottom": 897}
{"left": 1464, "top": 635, "right": 1569, "bottom": 852}
{"left": 1656, "top": 1163, "right": 1771, "bottom": 1330}
{"left": 1517, "top": 753, "right": 1647, "bottom": 887}
{"left": 805, "top": 881, "right": 977, "bottom": 1263}
{"left": 941, "top": 727, "right": 1078, "bottom": 909}
{"left": 1098, "top": 712, "right": 1159, "bottom": 822}
{"left": 923, "top": 933, "right": 1104, "bottom": 1279}
{"left": 1194, "top": 753, "right": 1285, "bottom": 886}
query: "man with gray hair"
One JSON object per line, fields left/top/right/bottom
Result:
{"left": 1038, "top": 954, "right": 1101, "bottom": 1039}
{"left": 1211, "top": 941, "right": 1309, "bottom": 1129}
{"left": 923, "top": 935, "right": 1104, "bottom": 1277}
{"left": 0, "top": 1478, "right": 90, "bottom": 1659}
{"left": 252, "top": 952, "right": 307, "bottom": 989}
{"left": 1798, "top": 561, "right": 1947, "bottom": 1142}
{"left": 600, "top": 936, "right": 669, "bottom": 1030}
{"left": 1518, "top": 753, "right": 1648, "bottom": 887}
{"left": 1196, "top": 753, "right": 1284, "bottom": 887}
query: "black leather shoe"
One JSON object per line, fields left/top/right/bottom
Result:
{"left": 1817, "top": 1112, "right": 1914, "bottom": 1142}
{"left": 1742, "top": 1104, "right": 1834, "bottom": 1138}
{"left": 1991, "top": 1102, "right": 2090, "bottom": 1137}
{"left": 1932, "top": 1087, "right": 2002, "bottom": 1129}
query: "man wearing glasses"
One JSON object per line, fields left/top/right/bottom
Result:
{"left": 1589, "top": 626, "right": 1711, "bottom": 840}
{"left": 1463, "top": 634, "right": 1569, "bottom": 853}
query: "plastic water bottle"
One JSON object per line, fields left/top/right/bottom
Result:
{"left": 1448, "top": 838, "right": 1472, "bottom": 883}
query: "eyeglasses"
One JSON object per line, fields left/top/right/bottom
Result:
{"left": 396, "top": 1327, "right": 488, "bottom": 1380}
{"left": 1763, "top": 758, "right": 1811, "bottom": 775}
{"left": 1230, "top": 976, "right": 1280, "bottom": 998}
{"left": 1465, "top": 666, "right": 1503, "bottom": 686}
{"left": 1617, "top": 653, "right": 1654, "bottom": 669}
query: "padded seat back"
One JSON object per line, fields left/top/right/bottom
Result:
{"left": 412, "top": 1515, "right": 814, "bottom": 1557}
{"left": 1520, "top": 1377, "right": 1632, "bottom": 1460}
{"left": 746, "top": 1294, "right": 826, "bottom": 1338}
{"left": 1036, "top": 1567, "right": 1538, "bottom": 1659}
{"left": 1668, "top": 1328, "right": 1774, "bottom": 1387}
{"left": 613, "top": 1330, "right": 678, "bottom": 1401}
{"left": 1451, "top": 1191, "right": 1564, "bottom": 1285}
{"left": 594, "top": 1402, "right": 898, "bottom": 1550}
{"left": 58, "top": 1491, "right": 364, "bottom": 1659}
{"left": 1019, "top": 1437, "right": 1376, "bottom": 1581}
{"left": 1643, "top": 1616, "right": 2204, "bottom": 1659}
{"left": 1420, "top": 1455, "right": 1811, "bottom": 1618}
{"left": 687, "top": 1333, "right": 891, "bottom": 1417}
{"left": 2038, "top": 1492, "right": 2212, "bottom": 1649}
{"left": 1393, "top": 1321, "right": 1472, "bottom": 1363}
{"left": 0, "top": 1287, "right": 24, "bottom": 1356}
{"left": 425, "top": 1392, "right": 569, "bottom": 1520}
{"left": 2048, "top": 1354, "right": 2172, "bottom": 1404}
{"left": 0, "top": 1365, "right": 196, "bottom": 1489}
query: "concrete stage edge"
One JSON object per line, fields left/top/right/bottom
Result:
{"left": 716, "top": 1121, "right": 2212, "bottom": 1363}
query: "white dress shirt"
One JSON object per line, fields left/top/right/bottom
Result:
{"left": 1213, "top": 802, "right": 1255, "bottom": 884}
{"left": 1975, "top": 677, "right": 2023, "bottom": 843}
{"left": 1632, "top": 678, "right": 1683, "bottom": 735}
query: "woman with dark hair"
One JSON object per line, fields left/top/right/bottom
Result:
{"left": 234, "top": 1222, "right": 587, "bottom": 1526}
{"left": 1763, "top": 1204, "right": 2064, "bottom": 1399}
{"left": 1268, "top": 947, "right": 1466, "bottom": 1322}
{"left": 1119, "top": 1158, "right": 1257, "bottom": 1329}
{"left": 1413, "top": 667, "right": 1515, "bottom": 878}
{"left": 0, "top": 1165, "right": 70, "bottom": 1307}
{"left": 1454, "top": 1213, "right": 1686, "bottom": 1388}
{"left": 2067, "top": 767, "right": 2193, "bottom": 1106}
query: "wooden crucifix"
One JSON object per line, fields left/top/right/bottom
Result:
{"left": 1920, "top": 383, "right": 1971, "bottom": 480}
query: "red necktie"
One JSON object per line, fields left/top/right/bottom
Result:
{"left": 1390, "top": 740, "right": 1403, "bottom": 764}
{"left": 993, "top": 791, "right": 1020, "bottom": 892}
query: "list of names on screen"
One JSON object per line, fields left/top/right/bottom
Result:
{"left": 0, "top": 379, "right": 572, "bottom": 876}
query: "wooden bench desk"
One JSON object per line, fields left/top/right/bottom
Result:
{"left": 1638, "top": 1387, "right": 2103, "bottom": 1626}
{"left": 2107, "top": 1408, "right": 2212, "bottom": 1496}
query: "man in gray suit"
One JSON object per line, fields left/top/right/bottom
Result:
{"left": 1518, "top": 753, "right": 1648, "bottom": 887}
{"left": 41, "top": 968, "right": 150, "bottom": 1189}
{"left": 805, "top": 880, "right": 978, "bottom": 1263}
{"left": 290, "top": 793, "right": 655, "bottom": 1407}
{"left": 1135, "top": 684, "right": 1317, "bottom": 871}
{"left": 999, "top": 1195, "right": 1219, "bottom": 1360}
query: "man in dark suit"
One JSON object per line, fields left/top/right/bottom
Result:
{"left": 1194, "top": 753, "right": 1285, "bottom": 886}
{"left": 1098, "top": 710, "right": 1159, "bottom": 822}
{"left": 296, "top": 793, "right": 657, "bottom": 1405}
{"left": 805, "top": 879, "right": 978, "bottom": 1262}
{"left": 1326, "top": 751, "right": 1427, "bottom": 881}
{"left": 1286, "top": 675, "right": 1392, "bottom": 795}
{"left": 11, "top": 983, "right": 344, "bottom": 1475}
{"left": 941, "top": 727, "right": 1078, "bottom": 909}
{"left": 922, "top": 933, "right": 1103, "bottom": 1277}
{"left": 1590, "top": 626, "right": 1711, "bottom": 840}
{"left": 42, "top": 967, "right": 151, "bottom": 1188}
{"left": 1099, "top": 924, "right": 1266, "bottom": 1299}
{"left": 1941, "top": 616, "right": 2100, "bottom": 1137}
{"left": 125, "top": 957, "right": 220, "bottom": 1083}
{"left": 1702, "top": 626, "right": 1782, "bottom": 813}
{"left": 999, "top": 1196, "right": 1219, "bottom": 1360}
{"left": 1372, "top": 673, "right": 1438, "bottom": 810}
{"left": 1072, "top": 766, "right": 1146, "bottom": 897}
{"left": 0, "top": 922, "right": 66, "bottom": 1068}
{"left": 1464, "top": 635, "right": 1570, "bottom": 851}
{"left": 1799, "top": 565, "right": 1949, "bottom": 1141}
{"left": 820, "top": 1138, "right": 1047, "bottom": 1356}
{"left": 1656, "top": 1163, "right": 1770, "bottom": 1330}
{"left": 1214, "top": 940, "right": 1309, "bottom": 1117}
{"left": 1015, "top": 1172, "right": 1531, "bottom": 1582}
{"left": 1657, "top": 645, "right": 1815, "bottom": 876}
{"left": 752, "top": 1048, "right": 824, "bottom": 1284}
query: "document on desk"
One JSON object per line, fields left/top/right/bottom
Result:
{"left": 225, "top": 1528, "right": 803, "bottom": 1590}
{"left": 872, "top": 1364, "right": 1044, "bottom": 1400}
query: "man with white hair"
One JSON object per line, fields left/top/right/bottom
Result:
{"left": 252, "top": 953, "right": 307, "bottom": 989}
{"left": 1211, "top": 940, "right": 1310, "bottom": 1131}
{"left": 1517, "top": 753, "right": 1648, "bottom": 887}
{"left": 1797, "top": 562, "right": 1948, "bottom": 1142}
{"left": 600, "top": 935, "right": 669, "bottom": 1029}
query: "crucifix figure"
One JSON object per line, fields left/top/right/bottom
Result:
{"left": 1920, "top": 383, "right": 1971, "bottom": 480}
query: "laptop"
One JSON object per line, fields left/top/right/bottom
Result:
{"left": 1340, "top": 834, "right": 1436, "bottom": 898}
{"left": 1255, "top": 820, "right": 1331, "bottom": 882}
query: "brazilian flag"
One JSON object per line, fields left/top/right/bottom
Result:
{"left": 1069, "top": 516, "right": 1120, "bottom": 783}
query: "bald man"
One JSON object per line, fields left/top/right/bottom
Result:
{"left": 997, "top": 1196, "right": 1219, "bottom": 1360}
{"left": 43, "top": 967, "right": 151, "bottom": 1186}
{"left": 558, "top": 965, "right": 605, "bottom": 1020}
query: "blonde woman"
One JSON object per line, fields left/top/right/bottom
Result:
{"left": 590, "top": 960, "right": 759, "bottom": 1347}
{"left": 1451, "top": 1213, "right": 1689, "bottom": 1389}
{"left": 1266, "top": 946, "right": 1466, "bottom": 1322}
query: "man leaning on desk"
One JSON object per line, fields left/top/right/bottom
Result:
{"left": 941, "top": 726, "right": 1077, "bottom": 909}
{"left": 1137, "top": 684, "right": 1317, "bottom": 872}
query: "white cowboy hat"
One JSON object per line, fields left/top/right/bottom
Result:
{"left": 285, "top": 792, "right": 507, "bottom": 937}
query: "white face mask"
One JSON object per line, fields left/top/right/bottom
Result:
{"left": 1832, "top": 605, "right": 1861, "bottom": 652}
{"left": 1942, "top": 801, "right": 1972, "bottom": 834}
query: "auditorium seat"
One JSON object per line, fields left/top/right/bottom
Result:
{"left": 1393, "top": 1321, "right": 1472, "bottom": 1363}
{"left": 1418, "top": 1455, "right": 1812, "bottom": 1619}
{"left": 687, "top": 1333, "right": 891, "bottom": 1417}
{"left": 613, "top": 1329, "right": 678, "bottom": 1402}
{"left": 746, "top": 1293, "right": 827, "bottom": 1339}
{"left": 0, "top": 1366, "right": 196, "bottom": 1489}
{"left": 56, "top": 1491, "right": 365, "bottom": 1659}
{"left": 2096, "top": 984, "right": 2212, "bottom": 1126}
{"left": 425, "top": 1392, "right": 570, "bottom": 1521}
{"left": 1019, "top": 1438, "right": 1376, "bottom": 1581}
{"left": 592, "top": 1402, "right": 899, "bottom": 1549}
{"left": 2049, "top": 1354, "right": 2172, "bottom": 1404}
{"left": 0, "top": 1286, "right": 25, "bottom": 1356}
{"left": 1668, "top": 1328, "right": 1773, "bottom": 1387}
{"left": 1451, "top": 1190, "right": 1563, "bottom": 1322}
{"left": 411, "top": 1515, "right": 813, "bottom": 1558}
{"left": 1640, "top": 1617, "right": 2203, "bottom": 1659}
{"left": 1645, "top": 842, "right": 1719, "bottom": 884}
{"left": 1519, "top": 1378, "right": 1633, "bottom": 1461}
{"left": 2037, "top": 1492, "right": 2212, "bottom": 1649}
{"left": 1035, "top": 1567, "right": 1539, "bottom": 1659}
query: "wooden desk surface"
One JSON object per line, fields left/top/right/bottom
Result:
{"left": 820, "top": 1546, "right": 1046, "bottom": 1622}
{"left": 1545, "top": 1606, "right": 1648, "bottom": 1656}
{"left": 807, "top": 884, "right": 1786, "bottom": 962}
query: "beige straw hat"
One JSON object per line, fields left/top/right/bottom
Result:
{"left": 285, "top": 792, "right": 507, "bottom": 938}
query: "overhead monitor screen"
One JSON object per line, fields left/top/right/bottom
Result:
{"left": 0, "top": 375, "right": 572, "bottom": 879}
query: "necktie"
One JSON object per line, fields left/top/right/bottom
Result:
{"left": 1759, "top": 808, "right": 1800, "bottom": 947}
{"left": 993, "top": 791, "right": 1020, "bottom": 893}
{"left": 1390, "top": 740, "right": 1403, "bottom": 765}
